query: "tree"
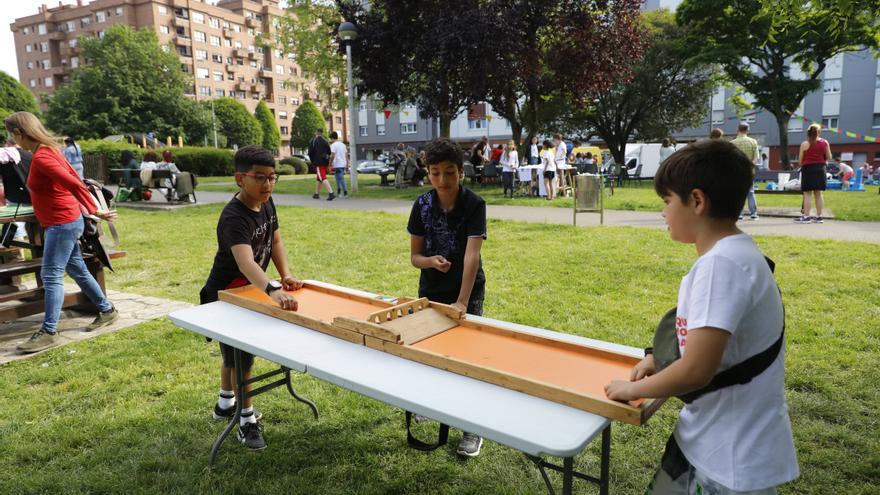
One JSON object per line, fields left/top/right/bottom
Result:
{"left": 255, "top": 100, "right": 281, "bottom": 153}
{"left": 563, "top": 9, "right": 715, "bottom": 166}
{"left": 678, "top": 0, "right": 880, "bottom": 169}
{"left": 480, "top": 0, "right": 644, "bottom": 149}
{"left": 44, "top": 25, "right": 192, "bottom": 140}
{"left": 212, "top": 97, "right": 263, "bottom": 148}
{"left": 339, "top": 0, "right": 488, "bottom": 137}
{"left": 0, "top": 71, "right": 40, "bottom": 116}
{"left": 290, "top": 100, "right": 326, "bottom": 150}
{"left": 275, "top": 0, "right": 348, "bottom": 112}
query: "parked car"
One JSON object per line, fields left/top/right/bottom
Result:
{"left": 357, "top": 159, "right": 393, "bottom": 174}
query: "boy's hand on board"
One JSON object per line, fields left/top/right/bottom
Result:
{"left": 270, "top": 289, "right": 299, "bottom": 311}
{"left": 605, "top": 380, "right": 639, "bottom": 402}
{"left": 282, "top": 276, "right": 303, "bottom": 291}
{"left": 631, "top": 355, "right": 656, "bottom": 381}
{"left": 430, "top": 255, "right": 451, "bottom": 273}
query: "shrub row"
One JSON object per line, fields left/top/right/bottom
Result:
{"left": 79, "top": 140, "right": 235, "bottom": 176}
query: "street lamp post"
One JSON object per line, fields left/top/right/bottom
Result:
{"left": 339, "top": 21, "right": 358, "bottom": 193}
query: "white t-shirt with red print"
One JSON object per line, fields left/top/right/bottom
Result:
{"left": 673, "top": 233, "right": 799, "bottom": 491}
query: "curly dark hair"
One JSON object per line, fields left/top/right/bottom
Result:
{"left": 423, "top": 137, "right": 464, "bottom": 169}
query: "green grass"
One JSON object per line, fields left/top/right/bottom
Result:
{"left": 1, "top": 206, "right": 878, "bottom": 494}
{"left": 198, "top": 174, "right": 880, "bottom": 222}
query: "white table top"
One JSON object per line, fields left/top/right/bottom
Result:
{"left": 169, "top": 282, "right": 639, "bottom": 457}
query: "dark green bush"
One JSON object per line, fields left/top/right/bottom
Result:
{"left": 290, "top": 157, "right": 308, "bottom": 175}
{"left": 169, "top": 147, "right": 235, "bottom": 176}
{"left": 80, "top": 139, "right": 142, "bottom": 167}
{"left": 276, "top": 164, "right": 295, "bottom": 176}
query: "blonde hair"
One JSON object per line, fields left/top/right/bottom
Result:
{"left": 807, "top": 123, "right": 821, "bottom": 143}
{"left": 502, "top": 140, "right": 516, "bottom": 162}
{"left": 4, "top": 111, "right": 61, "bottom": 152}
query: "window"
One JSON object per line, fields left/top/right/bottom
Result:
{"left": 278, "top": 96, "right": 286, "bottom": 104}
{"left": 275, "top": 64, "right": 284, "bottom": 75}
{"left": 279, "top": 111, "right": 288, "bottom": 120}
{"left": 96, "top": 12, "right": 106, "bottom": 23}
{"left": 237, "top": 91, "right": 246, "bottom": 99}
{"left": 234, "top": 40, "right": 243, "bottom": 49}
{"left": 116, "top": 7, "right": 124, "bottom": 16}
{"left": 224, "top": 39, "right": 232, "bottom": 47}
{"left": 358, "top": 101, "right": 367, "bottom": 111}
{"left": 40, "top": 42, "right": 49, "bottom": 53}
{"left": 25, "top": 45, "right": 32, "bottom": 53}
{"left": 876, "top": 76, "right": 880, "bottom": 92}
{"left": 175, "top": 26, "right": 186, "bottom": 36}
{"left": 98, "top": 31, "right": 105, "bottom": 39}
{"left": 194, "top": 31, "right": 206, "bottom": 43}
{"left": 212, "top": 54, "right": 222, "bottom": 63}
{"left": 195, "top": 49, "right": 207, "bottom": 60}
{"left": 467, "top": 119, "right": 486, "bottom": 130}
{"left": 376, "top": 124, "right": 386, "bottom": 136}
{"left": 41, "top": 59, "right": 51, "bottom": 69}
{"left": 711, "top": 110, "right": 724, "bottom": 125}
{"left": 174, "top": 7, "right": 188, "bottom": 19}
{"left": 359, "top": 126, "right": 368, "bottom": 136}
{"left": 159, "top": 25, "right": 169, "bottom": 34}
{"left": 71, "top": 56, "right": 79, "bottom": 68}
{"left": 291, "top": 97, "right": 300, "bottom": 105}
{"left": 289, "top": 66, "right": 297, "bottom": 75}
{"left": 335, "top": 117, "right": 342, "bottom": 124}
{"left": 280, "top": 126, "right": 288, "bottom": 135}
{"left": 210, "top": 35, "right": 220, "bottom": 46}
{"left": 873, "top": 114, "right": 880, "bottom": 128}
{"left": 37, "top": 23, "right": 46, "bottom": 35}
{"left": 216, "top": 89, "right": 225, "bottom": 97}
{"left": 209, "top": 18, "right": 220, "bottom": 29}
{"left": 69, "top": 39, "right": 78, "bottom": 48}
{"left": 277, "top": 80, "right": 285, "bottom": 90}
{"left": 196, "top": 67, "right": 209, "bottom": 79}
{"left": 65, "top": 21, "right": 76, "bottom": 32}
{"left": 213, "top": 71, "right": 223, "bottom": 82}
{"left": 252, "top": 93, "right": 260, "bottom": 100}
{"left": 743, "top": 113, "right": 756, "bottom": 123}
{"left": 401, "top": 123, "right": 417, "bottom": 134}
{"left": 158, "top": 5, "right": 168, "bottom": 15}
{"left": 161, "top": 45, "right": 170, "bottom": 53}
{"left": 22, "top": 26, "right": 30, "bottom": 35}
{"left": 44, "top": 77, "right": 53, "bottom": 87}
{"left": 81, "top": 17, "right": 90, "bottom": 28}
{"left": 199, "top": 86, "right": 211, "bottom": 97}
{"left": 29, "top": 79, "right": 36, "bottom": 87}
{"left": 192, "top": 12, "right": 205, "bottom": 24}
{"left": 25, "top": 61, "right": 33, "bottom": 69}
{"left": 821, "top": 117, "right": 839, "bottom": 129}
{"left": 249, "top": 60, "right": 258, "bottom": 68}
{"left": 823, "top": 78, "right": 841, "bottom": 94}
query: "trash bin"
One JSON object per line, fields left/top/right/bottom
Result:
{"left": 573, "top": 174, "right": 604, "bottom": 225}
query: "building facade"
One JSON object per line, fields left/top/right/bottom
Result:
{"left": 11, "top": 0, "right": 345, "bottom": 155}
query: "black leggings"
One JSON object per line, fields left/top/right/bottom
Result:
{"left": 502, "top": 171, "right": 515, "bottom": 196}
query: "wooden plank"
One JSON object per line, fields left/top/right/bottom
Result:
{"left": 304, "top": 283, "right": 394, "bottom": 309}
{"left": 219, "top": 289, "right": 364, "bottom": 345}
{"left": 382, "top": 308, "right": 458, "bottom": 345}
{"left": 364, "top": 336, "right": 651, "bottom": 426}
{"left": 334, "top": 316, "right": 400, "bottom": 343}
{"left": 367, "top": 298, "right": 430, "bottom": 323}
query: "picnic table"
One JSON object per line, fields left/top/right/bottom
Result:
{"left": 109, "top": 168, "right": 178, "bottom": 202}
{"left": 0, "top": 205, "right": 125, "bottom": 322}
{"left": 169, "top": 280, "right": 648, "bottom": 495}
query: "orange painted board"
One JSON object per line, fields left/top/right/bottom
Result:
{"left": 223, "top": 285, "right": 388, "bottom": 323}
{"left": 413, "top": 325, "right": 644, "bottom": 408}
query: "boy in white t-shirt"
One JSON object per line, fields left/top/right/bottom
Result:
{"left": 605, "top": 139, "right": 799, "bottom": 494}
{"left": 329, "top": 131, "right": 349, "bottom": 197}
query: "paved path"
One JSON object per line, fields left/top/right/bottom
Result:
{"left": 177, "top": 191, "right": 880, "bottom": 244}
{"left": 0, "top": 288, "right": 192, "bottom": 365}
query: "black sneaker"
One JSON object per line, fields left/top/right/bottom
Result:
{"left": 86, "top": 306, "right": 119, "bottom": 332}
{"left": 312, "top": 194, "right": 320, "bottom": 199}
{"left": 213, "top": 403, "right": 262, "bottom": 421}
{"left": 237, "top": 421, "right": 267, "bottom": 450}
{"left": 813, "top": 216, "right": 824, "bottom": 224}
{"left": 327, "top": 193, "right": 336, "bottom": 201}
{"left": 456, "top": 432, "right": 483, "bottom": 457}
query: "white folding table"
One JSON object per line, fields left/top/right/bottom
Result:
{"left": 169, "top": 281, "right": 644, "bottom": 495}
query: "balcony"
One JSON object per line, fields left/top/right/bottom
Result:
{"left": 251, "top": 83, "right": 262, "bottom": 93}
{"left": 245, "top": 17, "right": 259, "bottom": 28}
{"left": 225, "top": 64, "right": 237, "bottom": 72}
{"left": 235, "top": 81, "right": 248, "bottom": 91}
{"left": 172, "top": 16, "right": 188, "bottom": 27}
{"left": 233, "top": 48, "right": 247, "bottom": 58}
{"left": 258, "top": 69, "right": 274, "bottom": 79}
{"left": 48, "top": 31, "right": 65, "bottom": 41}
{"left": 174, "top": 35, "right": 191, "bottom": 46}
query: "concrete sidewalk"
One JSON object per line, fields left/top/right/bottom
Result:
{"left": 181, "top": 191, "right": 880, "bottom": 244}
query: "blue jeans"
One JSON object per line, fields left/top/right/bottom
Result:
{"left": 41, "top": 216, "right": 112, "bottom": 334}
{"left": 747, "top": 187, "right": 757, "bottom": 216}
{"left": 333, "top": 168, "right": 347, "bottom": 195}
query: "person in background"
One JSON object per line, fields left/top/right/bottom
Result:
{"left": 709, "top": 128, "right": 724, "bottom": 140}
{"left": 660, "top": 138, "right": 675, "bottom": 163}
{"left": 553, "top": 134, "right": 567, "bottom": 192}
{"left": 0, "top": 136, "right": 31, "bottom": 242}
{"left": 796, "top": 124, "right": 832, "bottom": 224}
{"left": 838, "top": 161, "right": 854, "bottom": 189}
{"left": 490, "top": 144, "right": 503, "bottom": 166}
{"left": 529, "top": 136, "right": 540, "bottom": 165}
{"left": 729, "top": 123, "right": 760, "bottom": 220}
{"left": 541, "top": 139, "right": 556, "bottom": 201}
{"left": 308, "top": 128, "right": 335, "bottom": 201}
{"left": 500, "top": 140, "right": 518, "bottom": 198}
{"left": 63, "top": 137, "right": 84, "bottom": 179}
{"left": 6, "top": 112, "right": 118, "bottom": 354}
{"left": 329, "top": 131, "right": 349, "bottom": 198}
{"left": 761, "top": 152, "right": 769, "bottom": 170}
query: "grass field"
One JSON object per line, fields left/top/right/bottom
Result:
{"left": 198, "top": 174, "right": 880, "bottom": 222}
{"left": 0, "top": 205, "right": 877, "bottom": 494}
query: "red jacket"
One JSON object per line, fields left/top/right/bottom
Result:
{"left": 27, "top": 146, "right": 97, "bottom": 227}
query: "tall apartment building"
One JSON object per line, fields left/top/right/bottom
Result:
{"left": 11, "top": 0, "right": 345, "bottom": 155}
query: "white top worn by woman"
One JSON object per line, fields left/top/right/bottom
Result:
{"left": 542, "top": 149, "right": 556, "bottom": 173}
{"left": 501, "top": 151, "right": 518, "bottom": 173}
{"left": 674, "top": 234, "right": 799, "bottom": 491}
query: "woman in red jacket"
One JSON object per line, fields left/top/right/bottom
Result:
{"left": 5, "top": 112, "right": 118, "bottom": 353}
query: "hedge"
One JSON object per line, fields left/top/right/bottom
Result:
{"left": 276, "top": 164, "right": 295, "bottom": 176}
{"left": 79, "top": 141, "right": 234, "bottom": 176}
{"left": 280, "top": 156, "right": 308, "bottom": 175}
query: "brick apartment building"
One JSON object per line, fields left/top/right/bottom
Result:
{"left": 11, "top": 0, "right": 345, "bottom": 155}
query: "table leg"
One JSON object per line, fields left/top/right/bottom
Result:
{"left": 599, "top": 424, "right": 611, "bottom": 495}
{"left": 524, "top": 422, "right": 612, "bottom": 495}
{"left": 284, "top": 368, "right": 319, "bottom": 419}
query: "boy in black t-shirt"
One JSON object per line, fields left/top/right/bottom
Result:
{"left": 407, "top": 137, "right": 487, "bottom": 457}
{"left": 199, "top": 145, "right": 303, "bottom": 451}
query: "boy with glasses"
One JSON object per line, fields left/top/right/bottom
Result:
{"left": 199, "top": 145, "right": 304, "bottom": 450}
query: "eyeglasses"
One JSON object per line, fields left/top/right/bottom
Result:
{"left": 240, "top": 172, "right": 280, "bottom": 184}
